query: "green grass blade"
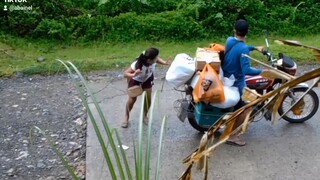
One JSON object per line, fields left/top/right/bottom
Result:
{"left": 114, "top": 129, "right": 133, "bottom": 180}
{"left": 65, "top": 61, "right": 126, "bottom": 179}
{"left": 144, "top": 90, "right": 159, "bottom": 180}
{"left": 155, "top": 115, "right": 168, "bottom": 180}
{"left": 137, "top": 91, "right": 146, "bottom": 180}
{"left": 30, "top": 126, "right": 79, "bottom": 180}
{"left": 133, "top": 138, "right": 139, "bottom": 180}
{"left": 57, "top": 60, "right": 118, "bottom": 179}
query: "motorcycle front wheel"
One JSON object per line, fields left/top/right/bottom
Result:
{"left": 278, "top": 87, "right": 319, "bottom": 123}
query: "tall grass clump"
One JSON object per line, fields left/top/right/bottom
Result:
{"left": 30, "top": 59, "right": 168, "bottom": 179}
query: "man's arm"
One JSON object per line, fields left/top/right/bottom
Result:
{"left": 248, "top": 45, "right": 265, "bottom": 52}
{"left": 240, "top": 51, "right": 262, "bottom": 75}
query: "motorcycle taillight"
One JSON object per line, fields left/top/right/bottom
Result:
{"left": 288, "top": 69, "right": 296, "bottom": 76}
{"left": 277, "top": 66, "right": 296, "bottom": 76}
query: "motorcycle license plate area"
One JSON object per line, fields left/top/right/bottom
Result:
{"left": 194, "top": 102, "right": 229, "bottom": 127}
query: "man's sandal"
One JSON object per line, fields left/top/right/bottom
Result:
{"left": 226, "top": 139, "right": 246, "bottom": 146}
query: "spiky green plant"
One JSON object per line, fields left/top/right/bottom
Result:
{"left": 30, "top": 60, "right": 168, "bottom": 179}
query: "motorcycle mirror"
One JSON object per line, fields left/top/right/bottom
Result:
{"left": 263, "top": 30, "right": 270, "bottom": 49}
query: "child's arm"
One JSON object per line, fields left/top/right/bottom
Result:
{"left": 156, "top": 57, "right": 171, "bottom": 65}
{"left": 124, "top": 67, "right": 141, "bottom": 79}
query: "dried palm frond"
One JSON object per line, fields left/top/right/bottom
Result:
{"left": 313, "top": 52, "right": 320, "bottom": 62}
{"left": 242, "top": 87, "right": 261, "bottom": 102}
{"left": 314, "top": 77, "right": 320, "bottom": 87}
{"left": 180, "top": 61, "right": 320, "bottom": 179}
{"left": 279, "top": 76, "right": 320, "bottom": 120}
{"left": 204, "top": 156, "right": 209, "bottom": 180}
{"left": 276, "top": 39, "right": 320, "bottom": 61}
{"left": 261, "top": 69, "right": 292, "bottom": 81}
{"left": 240, "top": 107, "right": 253, "bottom": 134}
{"left": 243, "top": 54, "right": 295, "bottom": 80}
{"left": 271, "top": 87, "right": 289, "bottom": 124}
{"left": 196, "top": 133, "right": 208, "bottom": 170}
{"left": 179, "top": 165, "right": 192, "bottom": 180}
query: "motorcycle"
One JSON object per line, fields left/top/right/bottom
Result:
{"left": 174, "top": 35, "right": 319, "bottom": 132}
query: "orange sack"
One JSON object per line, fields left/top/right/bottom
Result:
{"left": 208, "top": 43, "right": 225, "bottom": 52}
{"left": 192, "top": 63, "right": 225, "bottom": 103}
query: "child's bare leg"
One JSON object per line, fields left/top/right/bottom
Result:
{"left": 122, "top": 96, "right": 137, "bottom": 128}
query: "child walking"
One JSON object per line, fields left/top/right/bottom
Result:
{"left": 122, "top": 47, "right": 170, "bottom": 128}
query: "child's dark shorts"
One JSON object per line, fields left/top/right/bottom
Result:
{"left": 128, "top": 74, "right": 154, "bottom": 89}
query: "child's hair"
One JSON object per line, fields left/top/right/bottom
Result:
{"left": 135, "top": 47, "right": 159, "bottom": 69}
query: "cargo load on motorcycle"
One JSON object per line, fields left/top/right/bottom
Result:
{"left": 165, "top": 46, "right": 241, "bottom": 128}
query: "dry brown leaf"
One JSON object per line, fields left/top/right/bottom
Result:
{"left": 278, "top": 75, "right": 320, "bottom": 120}
{"left": 179, "top": 164, "right": 193, "bottom": 180}
{"left": 312, "top": 48, "right": 320, "bottom": 55}
{"left": 272, "top": 88, "right": 289, "bottom": 124}
{"left": 278, "top": 40, "right": 303, "bottom": 46}
{"left": 181, "top": 67, "right": 320, "bottom": 179}
{"left": 313, "top": 50, "right": 320, "bottom": 62}
{"left": 312, "top": 77, "right": 320, "bottom": 88}
{"left": 204, "top": 156, "right": 208, "bottom": 180}
{"left": 240, "top": 108, "right": 253, "bottom": 134}
{"left": 291, "top": 99, "right": 305, "bottom": 115}
{"left": 261, "top": 69, "right": 292, "bottom": 81}
{"left": 219, "top": 120, "right": 235, "bottom": 140}
{"left": 197, "top": 133, "right": 208, "bottom": 171}
{"left": 277, "top": 39, "right": 320, "bottom": 61}
{"left": 182, "top": 150, "right": 197, "bottom": 164}
{"left": 313, "top": 77, "right": 320, "bottom": 88}
{"left": 242, "top": 87, "right": 261, "bottom": 102}
{"left": 274, "top": 40, "right": 284, "bottom": 45}
{"left": 243, "top": 54, "right": 296, "bottom": 80}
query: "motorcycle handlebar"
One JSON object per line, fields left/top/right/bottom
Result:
{"left": 262, "top": 50, "right": 269, "bottom": 56}
{"left": 262, "top": 50, "right": 273, "bottom": 61}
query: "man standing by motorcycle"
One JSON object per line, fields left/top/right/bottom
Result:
{"left": 222, "top": 19, "right": 265, "bottom": 146}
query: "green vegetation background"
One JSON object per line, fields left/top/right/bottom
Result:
{"left": 0, "top": 0, "right": 319, "bottom": 76}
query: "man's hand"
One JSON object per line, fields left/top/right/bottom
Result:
{"left": 255, "top": 46, "right": 265, "bottom": 52}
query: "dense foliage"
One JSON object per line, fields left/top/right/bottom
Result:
{"left": 0, "top": 0, "right": 319, "bottom": 42}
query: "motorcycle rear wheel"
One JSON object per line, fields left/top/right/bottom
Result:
{"left": 278, "top": 87, "right": 319, "bottom": 123}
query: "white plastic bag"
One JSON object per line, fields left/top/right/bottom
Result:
{"left": 190, "top": 73, "right": 200, "bottom": 88}
{"left": 166, "top": 53, "right": 195, "bottom": 88}
{"left": 222, "top": 74, "right": 235, "bottom": 87}
{"left": 219, "top": 68, "right": 235, "bottom": 87}
{"left": 210, "top": 86, "right": 240, "bottom": 109}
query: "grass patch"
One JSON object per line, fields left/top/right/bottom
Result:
{"left": 1, "top": 35, "right": 319, "bottom": 77}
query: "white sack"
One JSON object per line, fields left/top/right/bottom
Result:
{"left": 219, "top": 68, "right": 235, "bottom": 87}
{"left": 165, "top": 53, "right": 195, "bottom": 88}
{"left": 222, "top": 74, "right": 235, "bottom": 87}
{"left": 190, "top": 73, "right": 200, "bottom": 88}
{"left": 210, "top": 86, "right": 240, "bottom": 109}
